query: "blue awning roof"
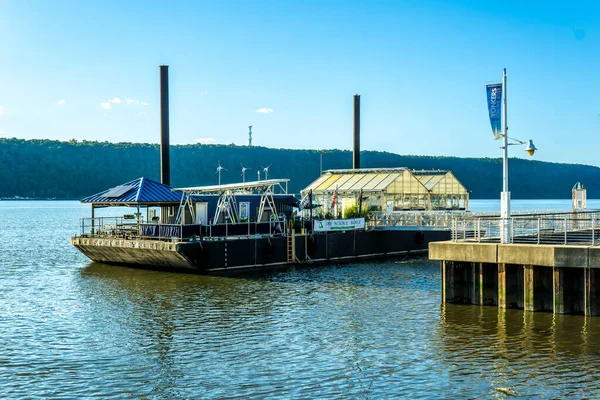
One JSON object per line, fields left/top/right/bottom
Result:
{"left": 81, "top": 177, "right": 186, "bottom": 205}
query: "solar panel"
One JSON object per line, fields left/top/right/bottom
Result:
{"left": 104, "top": 184, "right": 135, "bottom": 198}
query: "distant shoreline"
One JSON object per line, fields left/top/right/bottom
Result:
{"left": 0, "top": 198, "right": 77, "bottom": 201}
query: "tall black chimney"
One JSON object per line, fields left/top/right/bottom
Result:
{"left": 353, "top": 94, "right": 360, "bottom": 169}
{"left": 159, "top": 65, "right": 170, "bottom": 186}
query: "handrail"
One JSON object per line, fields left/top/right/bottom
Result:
{"left": 450, "top": 211, "right": 600, "bottom": 246}
{"left": 77, "top": 216, "right": 289, "bottom": 241}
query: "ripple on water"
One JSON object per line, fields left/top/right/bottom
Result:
{"left": 4, "top": 202, "right": 600, "bottom": 397}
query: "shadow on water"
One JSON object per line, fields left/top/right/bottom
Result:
{"left": 80, "top": 253, "right": 438, "bottom": 286}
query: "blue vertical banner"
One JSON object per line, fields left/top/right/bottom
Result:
{"left": 486, "top": 83, "right": 503, "bottom": 140}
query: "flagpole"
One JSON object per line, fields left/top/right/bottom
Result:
{"left": 309, "top": 189, "right": 313, "bottom": 232}
{"left": 500, "top": 67, "right": 510, "bottom": 243}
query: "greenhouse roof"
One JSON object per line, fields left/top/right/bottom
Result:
{"left": 302, "top": 168, "right": 467, "bottom": 195}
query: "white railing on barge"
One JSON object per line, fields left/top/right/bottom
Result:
{"left": 451, "top": 210, "right": 600, "bottom": 245}
{"left": 77, "top": 216, "right": 289, "bottom": 241}
{"left": 367, "top": 211, "right": 465, "bottom": 229}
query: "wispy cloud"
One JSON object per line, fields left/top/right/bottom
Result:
{"left": 0, "top": 105, "right": 4, "bottom": 117}
{"left": 100, "top": 97, "right": 148, "bottom": 111}
{"left": 256, "top": 108, "right": 274, "bottom": 114}
{"left": 57, "top": 99, "right": 66, "bottom": 105}
{"left": 134, "top": 111, "right": 147, "bottom": 117}
{"left": 200, "top": 92, "right": 208, "bottom": 96}
{"left": 0, "top": 129, "right": 7, "bottom": 134}
{"left": 125, "top": 99, "right": 149, "bottom": 106}
{"left": 195, "top": 138, "right": 217, "bottom": 144}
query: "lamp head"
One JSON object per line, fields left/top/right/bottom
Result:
{"left": 525, "top": 139, "right": 537, "bottom": 156}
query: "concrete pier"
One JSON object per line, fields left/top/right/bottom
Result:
{"left": 431, "top": 242, "right": 600, "bottom": 316}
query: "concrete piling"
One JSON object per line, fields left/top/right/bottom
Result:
{"left": 430, "top": 242, "right": 600, "bottom": 317}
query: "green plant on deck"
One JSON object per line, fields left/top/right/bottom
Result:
{"left": 343, "top": 204, "right": 371, "bottom": 218}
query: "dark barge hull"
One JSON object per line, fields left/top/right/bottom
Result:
{"left": 72, "top": 229, "right": 450, "bottom": 273}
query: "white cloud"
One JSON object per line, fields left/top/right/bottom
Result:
{"left": 200, "top": 92, "right": 208, "bottom": 96}
{"left": 195, "top": 138, "right": 217, "bottom": 144}
{"left": 256, "top": 108, "right": 274, "bottom": 114}
{"left": 101, "top": 97, "right": 148, "bottom": 111}
{"left": 57, "top": 99, "right": 66, "bottom": 105}
{"left": 0, "top": 105, "right": 4, "bottom": 116}
{"left": 134, "top": 111, "right": 147, "bottom": 116}
{"left": 125, "top": 99, "right": 149, "bottom": 106}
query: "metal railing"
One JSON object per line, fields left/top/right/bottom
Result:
{"left": 368, "top": 211, "right": 465, "bottom": 229}
{"left": 77, "top": 216, "right": 289, "bottom": 241}
{"left": 451, "top": 211, "right": 600, "bottom": 245}
{"left": 78, "top": 217, "right": 185, "bottom": 240}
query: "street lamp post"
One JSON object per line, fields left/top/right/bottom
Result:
{"left": 497, "top": 68, "right": 537, "bottom": 244}
{"left": 500, "top": 69, "right": 510, "bottom": 243}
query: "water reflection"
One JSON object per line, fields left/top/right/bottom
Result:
{"left": 10, "top": 201, "right": 600, "bottom": 398}
{"left": 77, "top": 262, "right": 337, "bottom": 398}
{"left": 439, "top": 304, "right": 600, "bottom": 397}
{"left": 74, "top": 260, "right": 445, "bottom": 398}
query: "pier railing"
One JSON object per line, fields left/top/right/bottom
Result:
{"left": 368, "top": 211, "right": 463, "bottom": 229}
{"left": 451, "top": 211, "right": 600, "bottom": 245}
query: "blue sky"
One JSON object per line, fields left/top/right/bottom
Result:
{"left": 1, "top": 0, "right": 599, "bottom": 165}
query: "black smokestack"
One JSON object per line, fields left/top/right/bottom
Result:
{"left": 159, "top": 65, "right": 170, "bottom": 186}
{"left": 353, "top": 94, "right": 360, "bottom": 169}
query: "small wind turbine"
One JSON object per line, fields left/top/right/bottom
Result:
{"left": 216, "top": 161, "right": 226, "bottom": 186}
{"left": 241, "top": 163, "right": 251, "bottom": 183}
{"left": 261, "top": 164, "right": 272, "bottom": 180}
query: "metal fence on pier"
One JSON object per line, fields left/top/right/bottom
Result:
{"left": 451, "top": 211, "right": 600, "bottom": 245}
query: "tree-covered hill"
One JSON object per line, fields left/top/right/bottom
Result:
{"left": 0, "top": 138, "right": 597, "bottom": 199}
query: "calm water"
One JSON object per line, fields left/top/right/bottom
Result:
{"left": 2, "top": 200, "right": 600, "bottom": 398}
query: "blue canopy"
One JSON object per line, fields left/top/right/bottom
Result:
{"left": 81, "top": 177, "right": 186, "bottom": 205}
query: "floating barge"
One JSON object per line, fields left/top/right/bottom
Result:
{"left": 71, "top": 176, "right": 455, "bottom": 273}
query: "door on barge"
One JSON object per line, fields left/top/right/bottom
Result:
{"left": 195, "top": 202, "right": 208, "bottom": 225}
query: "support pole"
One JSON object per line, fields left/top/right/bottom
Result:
{"left": 500, "top": 68, "right": 511, "bottom": 243}
{"left": 498, "top": 263, "right": 507, "bottom": 308}
{"left": 309, "top": 189, "right": 313, "bottom": 233}
{"left": 319, "top": 151, "right": 323, "bottom": 175}
{"left": 159, "top": 65, "right": 170, "bottom": 186}
{"left": 353, "top": 95, "right": 360, "bottom": 169}
{"left": 524, "top": 264, "right": 534, "bottom": 312}
{"left": 553, "top": 267, "right": 564, "bottom": 314}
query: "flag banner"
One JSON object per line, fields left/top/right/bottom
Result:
{"left": 314, "top": 218, "right": 365, "bottom": 232}
{"left": 298, "top": 193, "right": 310, "bottom": 210}
{"left": 331, "top": 188, "right": 338, "bottom": 209}
{"left": 486, "top": 83, "right": 503, "bottom": 140}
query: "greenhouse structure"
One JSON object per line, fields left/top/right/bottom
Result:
{"left": 301, "top": 168, "right": 469, "bottom": 217}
